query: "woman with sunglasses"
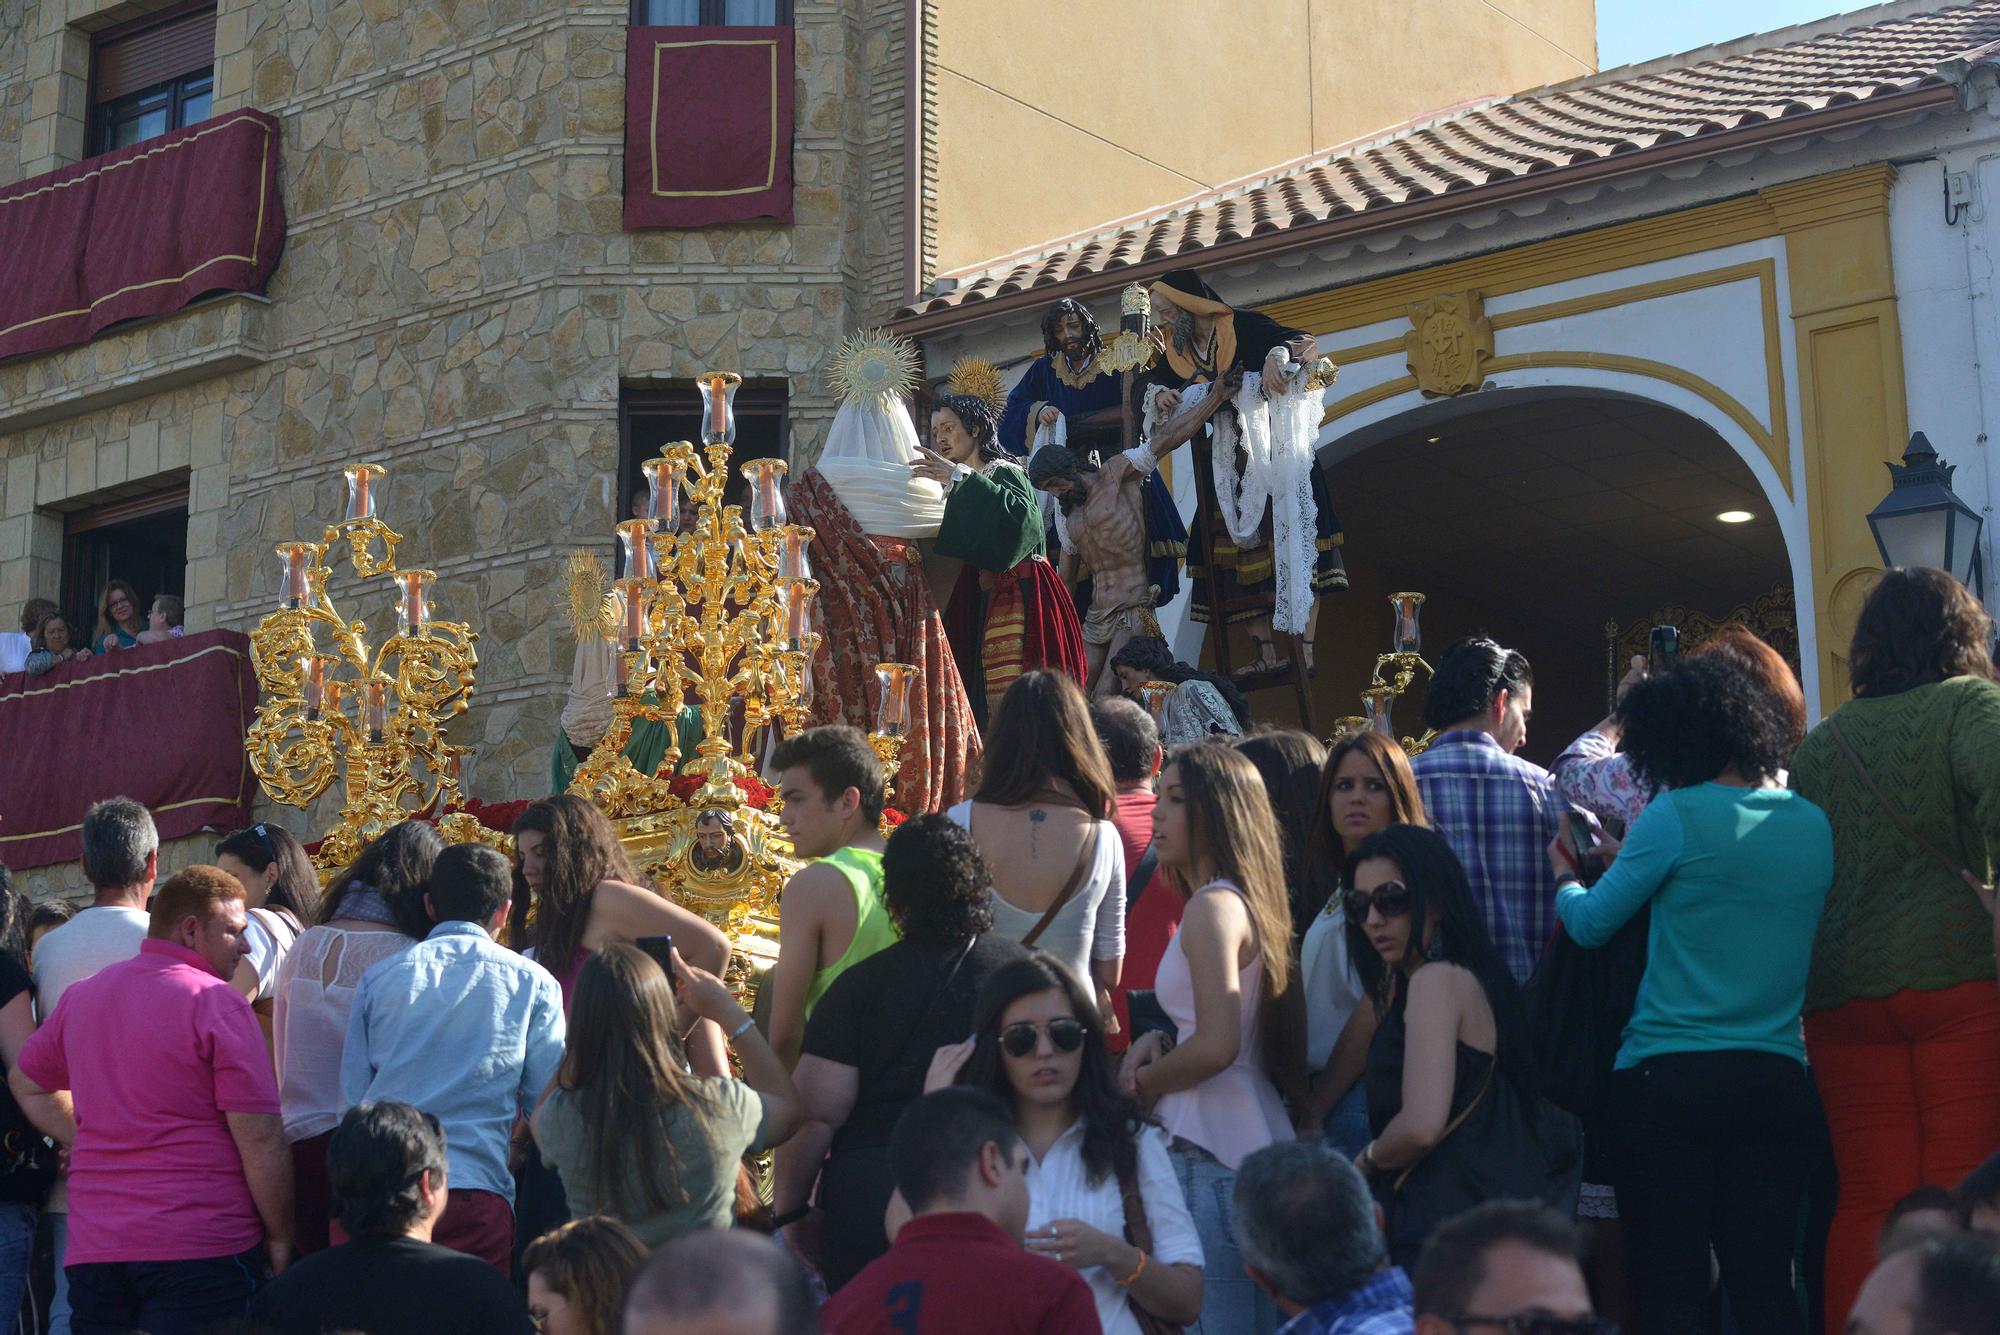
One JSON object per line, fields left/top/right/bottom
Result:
{"left": 1121, "top": 741, "right": 1297, "bottom": 1335}
{"left": 922, "top": 955, "right": 1204, "bottom": 1334}
{"left": 1347, "top": 823, "right": 1551, "bottom": 1270}
{"left": 1550, "top": 656, "right": 1831, "bottom": 1335}
{"left": 215, "top": 822, "right": 323, "bottom": 1020}
{"left": 271, "top": 820, "right": 444, "bottom": 1255}
{"left": 1296, "top": 732, "right": 1427, "bottom": 1156}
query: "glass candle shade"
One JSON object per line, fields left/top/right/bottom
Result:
{"left": 344, "top": 464, "right": 385, "bottom": 521}
{"left": 364, "top": 678, "right": 390, "bottom": 744}
{"left": 1389, "top": 592, "right": 1426, "bottom": 655}
{"left": 641, "top": 456, "right": 684, "bottom": 532}
{"left": 1139, "top": 681, "right": 1174, "bottom": 726}
{"left": 612, "top": 649, "right": 630, "bottom": 698}
{"left": 301, "top": 655, "right": 327, "bottom": 716}
{"left": 322, "top": 678, "right": 347, "bottom": 719}
{"left": 617, "top": 580, "right": 650, "bottom": 651}
{"left": 777, "top": 527, "right": 813, "bottom": 582}
{"left": 443, "top": 746, "right": 473, "bottom": 795}
{"left": 277, "top": 544, "right": 313, "bottom": 610}
{"left": 743, "top": 457, "right": 789, "bottom": 532}
{"left": 874, "top": 662, "right": 917, "bottom": 738}
{"left": 782, "top": 579, "right": 817, "bottom": 649}
{"left": 1332, "top": 716, "right": 1370, "bottom": 741}
{"left": 697, "top": 372, "right": 742, "bottom": 445}
{"left": 1362, "top": 686, "right": 1398, "bottom": 739}
{"left": 617, "top": 520, "right": 658, "bottom": 582}
{"left": 394, "top": 569, "right": 434, "bottom": 638}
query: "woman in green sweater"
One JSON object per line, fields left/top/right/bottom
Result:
{"left": 1551, "top": 654, "right": 1831, "bottom": 1335}
{"left": 1788, "top": 566, "right": 2000, "bottom": 1332}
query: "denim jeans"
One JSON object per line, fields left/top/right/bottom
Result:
{"left": 67, "top": 1243, "right": 269, "bottom": 1335}
{"left": 49, "top": 1209, "right": 70, "bottom": 1335}
{"left": 1169, "top": 1142, "right": 1276, "bottom": 1335}
{"left": 0, "top": 1200, "right": 35, "bottom": 1329}
{"left": 1320, "top": 1084, "right": 1373, "bottom": 1160}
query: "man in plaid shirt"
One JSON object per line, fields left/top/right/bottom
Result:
{"left": 1410, "top": 637, "right": 1585, "bottom": 984}
{"left": 1236, "top": 1143, "right": 1413, "bottom": 1334}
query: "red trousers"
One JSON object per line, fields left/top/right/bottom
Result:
{"left": 331, "top": 1187, "right": 514, "bottom": 1277}
{"left": 1805, "top": 979, "right": 2000, "bottom": 1333}
{"left": 290, "top": 1132, "right": 335, "bottom": 1256}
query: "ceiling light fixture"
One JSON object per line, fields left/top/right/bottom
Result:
{"left": 1715, "top": 510, "right": 1754, "bottom": 524}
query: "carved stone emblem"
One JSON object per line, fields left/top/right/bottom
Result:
{"left": 1405, "top": 290, "right": 1494, "bottom": 397}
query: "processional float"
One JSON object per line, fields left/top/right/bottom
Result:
{"left": 243, "top": 370, "right": 916, "bottom": 990}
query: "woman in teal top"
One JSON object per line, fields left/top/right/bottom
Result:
{"left": 1549, "top": 654, "right": 1831, "bottom": 1335}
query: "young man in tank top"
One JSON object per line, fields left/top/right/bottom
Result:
{"left": 766, "top": 725, "right": 894, "bottom": 1069}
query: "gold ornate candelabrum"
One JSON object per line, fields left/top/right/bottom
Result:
{"left": 566, "top": 370, "right": 913, "bottom": 979}
{"left": 1332, "top": 592, "right": 1437, "bottom": 756}
{"left": 246, "top": 464, "right": 484, "bottom": 871}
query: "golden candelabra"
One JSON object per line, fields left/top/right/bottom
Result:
{"left": 246, "top": 464, "right": 486, "bottom": 871}
{"left": 566, "top": 371, "right": 914, "bottom": 970}
{"left": 1332, "top": 592, "right": 1437, "bottom": 755}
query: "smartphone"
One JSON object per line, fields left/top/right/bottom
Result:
{"left": 1566, "top": 811, "right": 1605, "bottom": 881}
{"left": 636, "top": 934, "right": 676, "bottom": 989}
{"left": 1648, "top": 624, "right": 1681, "bottom": 674}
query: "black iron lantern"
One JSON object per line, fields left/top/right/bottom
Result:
{"left": 1866, "top": 432, "right": 1986, "bottom": 596}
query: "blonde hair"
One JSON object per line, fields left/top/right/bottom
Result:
{"left": 1167, "top": 742, "right": 1294, "bottom": 1000}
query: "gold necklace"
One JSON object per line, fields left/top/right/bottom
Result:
{"left": 1051, "top": 349, "right": 1106, "bottom": 390}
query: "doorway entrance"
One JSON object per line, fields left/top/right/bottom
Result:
{"left": 1311, "top": 392, "right": 1795, "bottom": 766}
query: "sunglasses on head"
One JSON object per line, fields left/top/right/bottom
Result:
{"left": 252, "top": 823, "right": 275, "bottom": 860}
{"left": 1344, "top": 880, "right": 1413, "bottom": 924}
{"left": 1455, "top": 1318, "right": 1618, "bottom": 1335}
{"left": 999, "top": 1019, "right": 1087, "bottom": 1058}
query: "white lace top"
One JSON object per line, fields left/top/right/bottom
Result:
{"left": 272, "top": 925, "right": 414, "bottom": 1141}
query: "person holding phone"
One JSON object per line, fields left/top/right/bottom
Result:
{"left": 531, "top": 943, "right": 801, "bottom": 1248}
{"left": 1548, "top": 656, "right": 1830, "bottom": 1335}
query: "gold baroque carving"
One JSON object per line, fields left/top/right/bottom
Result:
{"left": 1405, "top": 290, "right": 1494, "bottom": 397}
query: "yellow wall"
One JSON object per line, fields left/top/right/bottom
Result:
{"left": 932, "top": 0, "right": 1597, "bottom": 274}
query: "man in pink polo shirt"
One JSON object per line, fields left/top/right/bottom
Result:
{"left": 10, "top": 865, "right": 294, "bottom": 1335}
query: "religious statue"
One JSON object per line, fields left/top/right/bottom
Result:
{"left": 1142, "top": 269, "right": 1349, "bottom": 676}
{"left": 690, "top": 807, "right": 749, "bottom": 875}
{"left": 551, "top": 562, "right": 696, "bottom": 793}
{"left": 786, "top": 331, "right": 980, "bottom": 814}
{"left": 916, "top": 359, "right": 1088, "bottom": 721}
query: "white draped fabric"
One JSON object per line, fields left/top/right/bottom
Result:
{"left": 817, "top": 393, "right": 946, "bottom": 539}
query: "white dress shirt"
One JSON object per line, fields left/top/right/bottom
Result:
{"left": 1025, "top": 1118, "right": 1204, "bottom": 1335}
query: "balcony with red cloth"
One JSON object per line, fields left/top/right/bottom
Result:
{"left": 0, "top": 109, "right": 284, "bottom": 365}
{"left": 0, "top": 629, "right": 260, "bottom": 870}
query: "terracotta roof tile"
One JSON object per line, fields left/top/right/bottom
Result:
{"left": 897, "top": 1, "right": 2000, "bottom": 326}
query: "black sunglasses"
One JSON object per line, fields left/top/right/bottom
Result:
{"left": 1344, "top": 880, "right": 1413, "bottom": 924}
{"left": 1000, "top": 1019, "right": 1087, "bottom": 1058}
{"left": 1456, "top": 1318, "right": 1618, "bottom": 1335}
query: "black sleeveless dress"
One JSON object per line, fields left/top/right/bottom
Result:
{"left": 1365, "top": 988, "right": 1556, "bottom": 1267}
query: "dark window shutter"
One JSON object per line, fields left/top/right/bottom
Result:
{"left": 94, "top": 8, "right": 217, "bottom": 105}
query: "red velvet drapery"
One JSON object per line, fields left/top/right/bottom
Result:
{"left": 624, "top": 26, "right": 794, "bottom": 229}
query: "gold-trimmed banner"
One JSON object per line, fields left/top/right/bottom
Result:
{"left": 0, "top": 110, "right": 285, "bottom": 362}
{"left": 624, "top": 26, "right": 794, "bottom": 229}
{"left": 0, "top": 630, "right": 259, "bottom": 869}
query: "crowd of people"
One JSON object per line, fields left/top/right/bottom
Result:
{"left": 0, "top": 584, "right": 185, "bottom": 677}
{"left": 2, "top": 563, "right": 2000, "bottom": 1332}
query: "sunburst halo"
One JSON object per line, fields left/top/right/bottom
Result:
{"left": 947, "top": 356, "right": 1007, "bottom": 417}
{"left": 826, "top": 330, "right": 922, "bottom": 403}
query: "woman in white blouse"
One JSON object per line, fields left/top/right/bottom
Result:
{"left": 925, "top": 954, "right": 1203, "bottom": 1334}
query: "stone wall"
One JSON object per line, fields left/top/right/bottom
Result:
{"left": 0, "top": 0, "right": 913, "bottom": 896}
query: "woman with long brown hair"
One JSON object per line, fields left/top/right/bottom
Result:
{"left": 1791, "top": 566, "right": 2000, "bottom": 1330}
{"left": 523, "top": 1215, "right": 649, "bottom": 1335}
{"left": 949, "top": 670, "right": 1126, "bottom": 1006}
{"left": 509, "top": 794, "right": 731, "bottom": 1073}
{"left": 94, "top": 578, "right": 144, "bottom": 652}
{"left": 532, "top": 944, "right": 800, "bottom": 1247}
{"left": 1295, "top": 732, "right": 1427, "bottom": 1156}
{"left": 1120, "top": 741, "right": 1296, "bottom": 1335}
{"left": 215, "top": 821, "right": 323, "bottom": 1011}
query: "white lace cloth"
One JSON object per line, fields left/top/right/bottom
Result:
{"left": 1029, "top": 413, "right": 1074, "bottom": 554}
{"left": 817, "top": 392, "right": 946, "bottom": 538}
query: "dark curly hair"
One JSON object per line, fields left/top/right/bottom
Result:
{"left": 1616, "top": 655, "right": 1794, "bottom": 789}
{"left": 956, "top": 954, "right": 1143, "bottom": 1188}
{"left": 1849, "top": 566, "right": 1998, "bottom": 698}
{"left": 1040, "top": 298, "right": 1103, "bottom": 364}
{"left": 1110, "top": 636, "right": 1251, "bottom": 729}
{"left": 931, "top": 395, "right": 1006, "bottom": 464}
{"left": 1422, "top": 637, "right": 1533, "bottom": 732}
{"left": 882, "top": 813, "right": 996, "bottom": 946}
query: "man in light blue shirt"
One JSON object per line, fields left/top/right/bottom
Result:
{"left": 342, "top": 844, "right": 564, "bottom": 1275}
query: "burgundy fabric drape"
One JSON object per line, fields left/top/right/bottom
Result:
{"left": 789, "top": 468, "right": 980, "bottom": 815}
{"left": 0, "top": 110, "right": 285, "bottom": 362}
{"left": 0, "top": 631, "right": 259, "bottom": 869}
{"left": 624, "top": 26, "right": 794, "bottom": 229}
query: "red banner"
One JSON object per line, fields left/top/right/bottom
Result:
{"left": 0, "top": 110, "right": 285, "bottom": 362}
{"left": 624, "top": 26, "right": 793, "bottom": 229}
{"left": 0, "top": 631, "right": 260, "bottom": 870}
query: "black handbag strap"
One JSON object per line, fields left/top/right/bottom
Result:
{"left": 1125, "top": 840, "right": 1159, "bottom": 918}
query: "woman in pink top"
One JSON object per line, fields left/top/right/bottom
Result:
{"left": 1119, "top": 741, "right": 1297, "bottom": 1335}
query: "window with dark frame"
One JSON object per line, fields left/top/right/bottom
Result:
{"left": 617, "top": 382, "right": 788, "bottom": 571}
{"left": 58, "top": 480, "right": 190, "bottom": 646}
{"left": 629, "top": 0, "right": 793, "bottom": 25}
{"left": 90, "top": 3, "right": 217, "bottom": 157}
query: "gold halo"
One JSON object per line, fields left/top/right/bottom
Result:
{"left": 826, "top": 330, "right": 921, "bottom": 403}
{"left": 946, "top": 356, "right": 1007, "bottom": 417}
{"left": 566, "top": 549, "right": 613, "bottom": 638}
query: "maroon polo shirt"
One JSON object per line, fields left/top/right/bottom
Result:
{"left": 821, "top": 1212, "right": 1102, "bottom": 1335}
